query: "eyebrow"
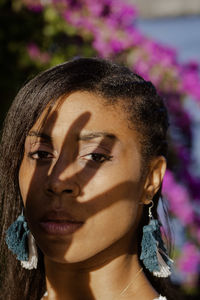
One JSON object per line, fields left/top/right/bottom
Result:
{"left": 78, "top": 131, "right": 117, "bottom": 141}
{"left": 28, "top": 131, "right": 53, "bottom": 143}
{"left": 27, "top": 130, "right": 117, "bottom": 143}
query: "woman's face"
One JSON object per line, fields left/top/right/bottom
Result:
{"left": 19, "top": 91, "right": 148, "bottom": 264}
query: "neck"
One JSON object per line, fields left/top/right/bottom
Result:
{"left": 44, "top": 247, "right": 158, "bottom": 300}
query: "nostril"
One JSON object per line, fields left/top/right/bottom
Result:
{"left": 45, "top": 182, "right": 80, "bottom": 196}
{"left": 64, "top": 189, "right": 73, "bottom": 194}
{"left": 47, "top": 188, "right": 54, "bottom": 194}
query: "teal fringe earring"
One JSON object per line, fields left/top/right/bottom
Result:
{"left": 5, "top": 213, "right": 38, "bottom": 269}
{"left": 140, "top": 200, "right": 173, "bottom": 277}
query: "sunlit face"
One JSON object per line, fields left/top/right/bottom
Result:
{"left": 19, "top": 91, "right": 147, "bottom": 264}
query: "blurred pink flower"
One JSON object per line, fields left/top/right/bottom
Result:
{"left": 110, "top": 39, "right": 123, "bottom": 53}
{"left": 86, "top": 1, "right": 103, "bottom": 17}
{"left": 23, "top": 0, "right": 43, "bottom": 12}
{"left": 181, "top": 66, "right": 200, "bottom": 101}
{"left": 92, "top": 35, "right": 111, "bottom": 57}
{"left": 177, "top": 243, "right": 200, "bottom": 274}
{"left": 197, "top": 229, "right": 200, "bottom": 244}
{"left": 27, "top": 43, "right": 51, "bottom": 64}
{"left": 126, "top": 27, "right": 144, "bottom": 46}
{"left": 162, "top": 170, "right": 194, "bottom": 224}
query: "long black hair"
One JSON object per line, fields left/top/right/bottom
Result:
{"left": 0, "top": 57, "right": 173, "bottom": 300}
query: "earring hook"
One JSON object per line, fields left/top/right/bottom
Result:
{"left": 148, "top": 200, "right": 154, "bottom": 219}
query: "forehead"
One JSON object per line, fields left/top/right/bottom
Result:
{"left": 31, "top": 91, "right": 139, "bottom": 145}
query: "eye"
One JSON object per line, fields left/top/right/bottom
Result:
{"left": 28, "top": 150, "right": 53, "bottom": 160}
{"left": 83, "top": 153, "right": 113, "bottom": 164}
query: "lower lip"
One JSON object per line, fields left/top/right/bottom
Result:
{"left": 39, "top": 221, "right": 83, "bottom": 235}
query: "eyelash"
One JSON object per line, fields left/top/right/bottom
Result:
{"left": 28, "top": 151, "right": 113, "bottom": 164}
{"left": 28, "top": 150, "right": 53, "bottom": 160}
{"left": 83, "top": 153, "right": 113, "bottom": 164}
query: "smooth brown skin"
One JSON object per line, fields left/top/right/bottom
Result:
{"left": 19, "top": 91, "right": 166, "bottom": 300}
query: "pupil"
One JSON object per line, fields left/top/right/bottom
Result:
{"left": 39, "top": 151, "right": 47, "bottom": 158}
{"left": 92, "top": 153, "right": 102, "bottom": 161}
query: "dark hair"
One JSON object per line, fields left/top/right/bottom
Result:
{"left": 0, "top": 57, "right": 172, "bottom": 299}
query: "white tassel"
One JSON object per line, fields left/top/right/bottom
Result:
{"left": 21, "top": 232, "right": 38, "bottom": 270}
{"left": 153, "top": 248, "right": 173, "bottom": 278}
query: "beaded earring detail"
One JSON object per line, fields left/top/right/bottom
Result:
{"left": 140, "top": 200, "right": 173, "bottom": 277}
{"left": 5, "top": 212, "right": 38, "bottom": 269}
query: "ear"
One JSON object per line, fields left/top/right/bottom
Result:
{"left": 142, "top": 156, "right": 167, "bottom": 205}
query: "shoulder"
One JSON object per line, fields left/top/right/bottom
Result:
{"left": 154, "top": 296, "right": 167, "bottom": 300}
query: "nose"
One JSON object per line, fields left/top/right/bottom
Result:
{"left": 45, "top": 162, "right": 80, "bottom": 197}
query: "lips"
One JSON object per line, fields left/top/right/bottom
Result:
{"left": 39, "top": 211, "right": 84, "bottom": 235}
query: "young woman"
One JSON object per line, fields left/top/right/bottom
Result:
{"left": 0, "top": 58, "right": 174, "bottom": 300}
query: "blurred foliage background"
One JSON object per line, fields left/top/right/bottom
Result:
{"left": 1, "top": 0, "right": 200, "bottom": 298}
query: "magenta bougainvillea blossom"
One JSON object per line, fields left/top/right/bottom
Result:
{"left": 177, "top": 242, "right": 200, "bottom": 276}
{"left": 27, "top": 43, "right": 51, "bottom": 63}
{"left": 163, "top": 170, "right": 194, "bottom": 225}
{"left": 20, "top": 0, "right": 200, "bottom": 290}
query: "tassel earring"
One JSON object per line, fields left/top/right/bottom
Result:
{"left": 140, "top": 200, "right": 173, "bottom": 277}
{"left": 5, "top": 212, "right": 38, "bottom": 270}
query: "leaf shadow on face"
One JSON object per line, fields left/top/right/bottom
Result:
{"left": 24, "top": 104, "right": 142, "bottom": 299}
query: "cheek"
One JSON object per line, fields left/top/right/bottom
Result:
{"left": 78, "top": 156, "right": 143, "bottom": 207}
{"left": 18, "top": 158, "right": 46, "bottom": 242}
{"left": 88, "top": 194, "right": 140, "bottom": 243}
{"left": 19, "top": 159, "right": 30, "bottom": 205}
{"left": 62, "top": 174, "right": 143, "bottom": 262}
{"left": 18, "top": 157, "right": 38, "bottom": 205}
{"left": 62, "top": 193, "right": 141, "bottom": 263}
{"left": 63, "top": 161, "right": 143, "bottom": 260}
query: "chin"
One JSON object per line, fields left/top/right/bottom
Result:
{"left": 38, "top": 240, "right": 92, "bottom": 264}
